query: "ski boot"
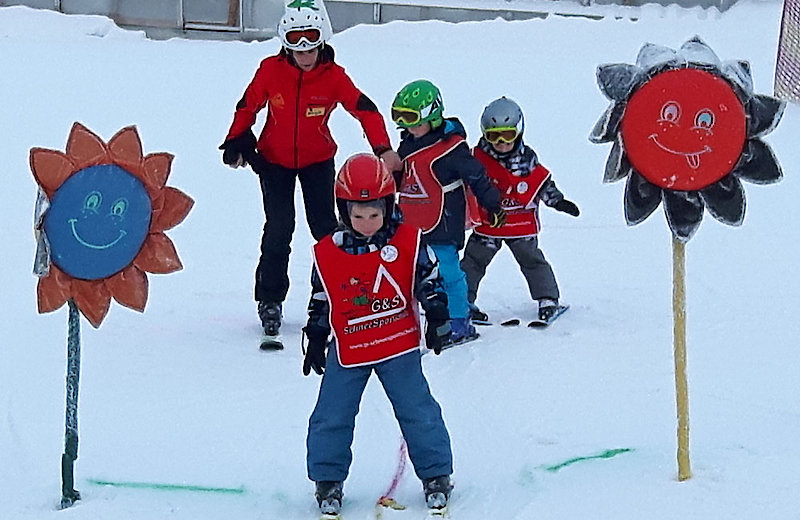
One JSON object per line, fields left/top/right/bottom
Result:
{"left": 537, "top": 298, "right": 559, "bottom": 322}
{"left": 257, "top": 301, "right": 282, "bottom": 336}
{"left": 422, "top": 475, "right": 452, "bottom": 514}
{"left": 445, "top": 317, "right": 479, "bottom": 347}
{"left": 469, "top": 303, "right": 490, "bottom": 326}
{"left": 315, "top": 481, "right": 343, "bottom": 518}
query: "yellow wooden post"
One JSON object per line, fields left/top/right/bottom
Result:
{"left": 672, "top": 236, "right": 692, "bottom": 481}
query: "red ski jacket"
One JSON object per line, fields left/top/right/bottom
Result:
{"left": 225, "top": 49, "right": 392, "bottom": 170}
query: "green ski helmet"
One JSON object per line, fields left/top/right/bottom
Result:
{"left": 391, "top": 80, "right": 444, "bottom": 129}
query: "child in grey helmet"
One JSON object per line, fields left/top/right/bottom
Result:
{"left": 461, "top": 97, "right": 580, "bottom": 324}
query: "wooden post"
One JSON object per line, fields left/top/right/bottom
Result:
{"left": 60, "top": 300, "right": 82, "bottom": 508}
{"left": 672, "top": 236, "right": 692, "bottom": 481}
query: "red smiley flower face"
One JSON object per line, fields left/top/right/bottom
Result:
{"left": 621, "top": 68, "right": 747, "bottom": 191}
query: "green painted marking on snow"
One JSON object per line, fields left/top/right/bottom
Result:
{"left": 88, "top": 478, "right": 246, "bottom": 494}
{"left": 543, "top": 448, "right": 633, "bottom": 473}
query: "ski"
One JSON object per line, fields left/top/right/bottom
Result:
{"left": 259, "top": 334, "right": 284, "bottom": 351}
{"left": 498, "top": 304, "right": 570, "bottom": 328}
{"left": 320, "top": 514, "right": 341, "bottom": 520}
{"left": 528, "top": 304, "right": 569, "bottom": 328}
{"left": 427, "top": 505, "right": 448, "bottom": 518}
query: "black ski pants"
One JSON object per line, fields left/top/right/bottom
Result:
{"left": 254, "top": 158, "right": 338, "bottom": 303}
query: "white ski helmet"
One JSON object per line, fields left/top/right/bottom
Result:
{"left": 480, "top": 96, "right": 525, "bottom": 138}
{"left": 278, "top": 7, "right": 329, "bottom": 51}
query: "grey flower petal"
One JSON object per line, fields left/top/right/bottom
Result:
{"left": 589, "top": 102, "right": 625, "bottom": 144}
{"left": 679, "top": 36, "right": 721, "bottom": 67}
{"left": 733, "top": 139, "right": 783, "bottom": 185}
{"left": 746, "top": 94, "right": 786, "bottom": 137}
{"left": 597, "top": 63, "right": 644, "bottom": 101}
{"left": 720, "top": 60, "right": 753, "bottom": 97}
{"left": 624, "top": 172, "right": 662, "bottom": 224}
{"left": 663, "top": 190, "right": 704, "bottom": 242}
{"left": 636, "top": 42, "right": 678, "bottom": 70}
{"left": 700, "top": 175, "right": 745, "bottom": 226}
{"left": 604, "top": 137, "right": 632, "bottom": 183}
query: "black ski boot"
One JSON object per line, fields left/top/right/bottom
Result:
{"left": 257, "top": 301, "right": 282, "bottom": 336}
{"left": 315, "top": 481, "right": 343, "bottom": 518}
{"left": 422, "top": 475, "right": 452, "bottom": 513}
{"left": 537, "top": 298, "right": 559, "bottom": 322}
{"left": 469, "top": 303, "right": 490, "bottom": 326}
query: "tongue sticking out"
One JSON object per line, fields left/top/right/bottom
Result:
{"left": 685, "top": 153, "right": 701, "bottom": 169}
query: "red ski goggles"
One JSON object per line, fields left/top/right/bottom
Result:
{"left": 285, "top": 28, "right": 321, "bottom": 45}
{"left": 483, "top": 127, "right": 519, "bottom": 144}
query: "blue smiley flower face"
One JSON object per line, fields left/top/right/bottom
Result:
{"left": 44, "top": 164, "right": 152, "bottom": 280}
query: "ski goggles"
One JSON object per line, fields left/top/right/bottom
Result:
{"left": 285, "top": 28, "right": 321, "bottom": 46}
{"left": 483, "top": 127, "right": 519, "bottom": 144}
{"left": 391, "top": 107, "right": 422, "bottom": 126}
{"left": 391, "top": 103, "right": 434, "bottom": 127}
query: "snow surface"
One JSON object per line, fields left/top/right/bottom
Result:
{"left": 1, "top": 2, "right": 799, "bottom": 519}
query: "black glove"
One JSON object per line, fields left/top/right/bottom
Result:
{"left": 487, "top": 207, "right": 507, "bottom": 228}
{"left": 302, "top": 325, "right": 328, "bottom": 376}
{"left": 554, "top": 199, "right": 580, "bottom": 217}
{"left": 424, "top": 302, "right": 451, "bottom": 355}
{"left": 219, "top": 129, "right": 257, "bottom": 167}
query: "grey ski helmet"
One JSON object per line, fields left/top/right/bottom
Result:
{"left": 480, "top": 97, "right": 525, "bottom": 137}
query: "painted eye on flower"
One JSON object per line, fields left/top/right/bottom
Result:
{"left": 84, "top": 191, "right": 102, "bottom": 212}
{"left": 694, "top": 110, "right": 715, "bottom": 130}
{"left": 660, "top": 101, "right": 681, "bottom": 122}
{"left": 110, "top": 198, "right": 128, "bottom": 217}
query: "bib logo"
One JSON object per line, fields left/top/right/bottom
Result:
{"left": 517, "top": 181, "right": 528, "bottom": 194}
{"left": 344, "top": 264, "right": 408, "bottom": 332}
{"left": 399, "top": 162, "right": 429, "bottom": 199}
{"left": 380, "top": 245, "right": 398, "bottom": 263}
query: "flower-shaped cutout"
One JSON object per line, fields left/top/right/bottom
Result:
{"left": 31, "top": 123, "right": 194, "bottom": 327}
{"left": 590, "top": 36, "right": 785, "bottom": 241}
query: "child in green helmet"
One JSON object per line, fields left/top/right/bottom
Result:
{"left": 391, "top": 79, "right": 505, "bottom": 346}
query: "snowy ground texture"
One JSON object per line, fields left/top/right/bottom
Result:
{"left": 2, "top": 2, "right": 799, "bottom": 519}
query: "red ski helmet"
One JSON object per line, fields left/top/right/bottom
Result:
{"left": 335, "top": 154, "right": 396, "bottom": 231}
{"left": 335, "top": 153, "right": 396, "bottom": 201}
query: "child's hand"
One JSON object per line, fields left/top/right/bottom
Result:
{"left": 424, "top": 302, "right": 451, "bottom": 355}
{"left": 302, "top": 326, "right": 328, "bottom": 376}
{"left": 554, "top": 199, "right": 580, "bottom": 217}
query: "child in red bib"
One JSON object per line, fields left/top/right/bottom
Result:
{"left": 303, "top": 154, "right": 454, "bottom": 517}
{"left": 461, "top": 97, "right": 580, "bottom": 324}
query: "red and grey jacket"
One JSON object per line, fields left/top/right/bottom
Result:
{"left": 225, "top": 46, "right": 392, "bottom": 170}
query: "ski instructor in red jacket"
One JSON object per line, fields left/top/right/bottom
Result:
{"left": 219, "top": 7, "right": 402, "bottom": 340}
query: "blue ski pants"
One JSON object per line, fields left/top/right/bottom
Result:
{"left": 428, "top": 244, "right": 469, "bottom": 320}
{"left": 307, "top": 348, "right": 453, "bottom": 483}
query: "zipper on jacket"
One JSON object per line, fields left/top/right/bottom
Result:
{"left": 294, "top": 70, "right": 303, "bottom": 169}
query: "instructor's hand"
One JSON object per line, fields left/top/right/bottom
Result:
{"left": 379, "top": 149, "right": 403, "bottom": 175}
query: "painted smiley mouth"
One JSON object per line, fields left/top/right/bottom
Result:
{"left": 69, "top": 218, "right": 126, "bottom": 250}
{"left": 649, "top": 134, "right": 712, "bottom": 170}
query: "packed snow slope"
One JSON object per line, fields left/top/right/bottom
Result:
{"left": 1, "top": 2, "right": 798, "bottom": 519}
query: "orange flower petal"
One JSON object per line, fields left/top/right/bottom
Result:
{"left": 152, "top": 187, "right": 194, "bottom": 232}
{"left": 30, "top": 148, "right": 75, "bottom": 197}
{"left": 109, "top": 126, "right": 144, "bottom": 174}
{"left": 72, "top": 279, "right": 111, "bottom": 328}
{"left": 66, "top": 122, "right": 109, "bottom": 169}
{"left": 37, "top": 265, "right": 72, "bottom": 313}
{"left": 134, "top": 233, "right": 183, "bottom": 274}
{"left": 106, "top": 265, "right": 149, "bottom": 312}
{"left": 142, "top": 153, "right": 174, "bottom": 189}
